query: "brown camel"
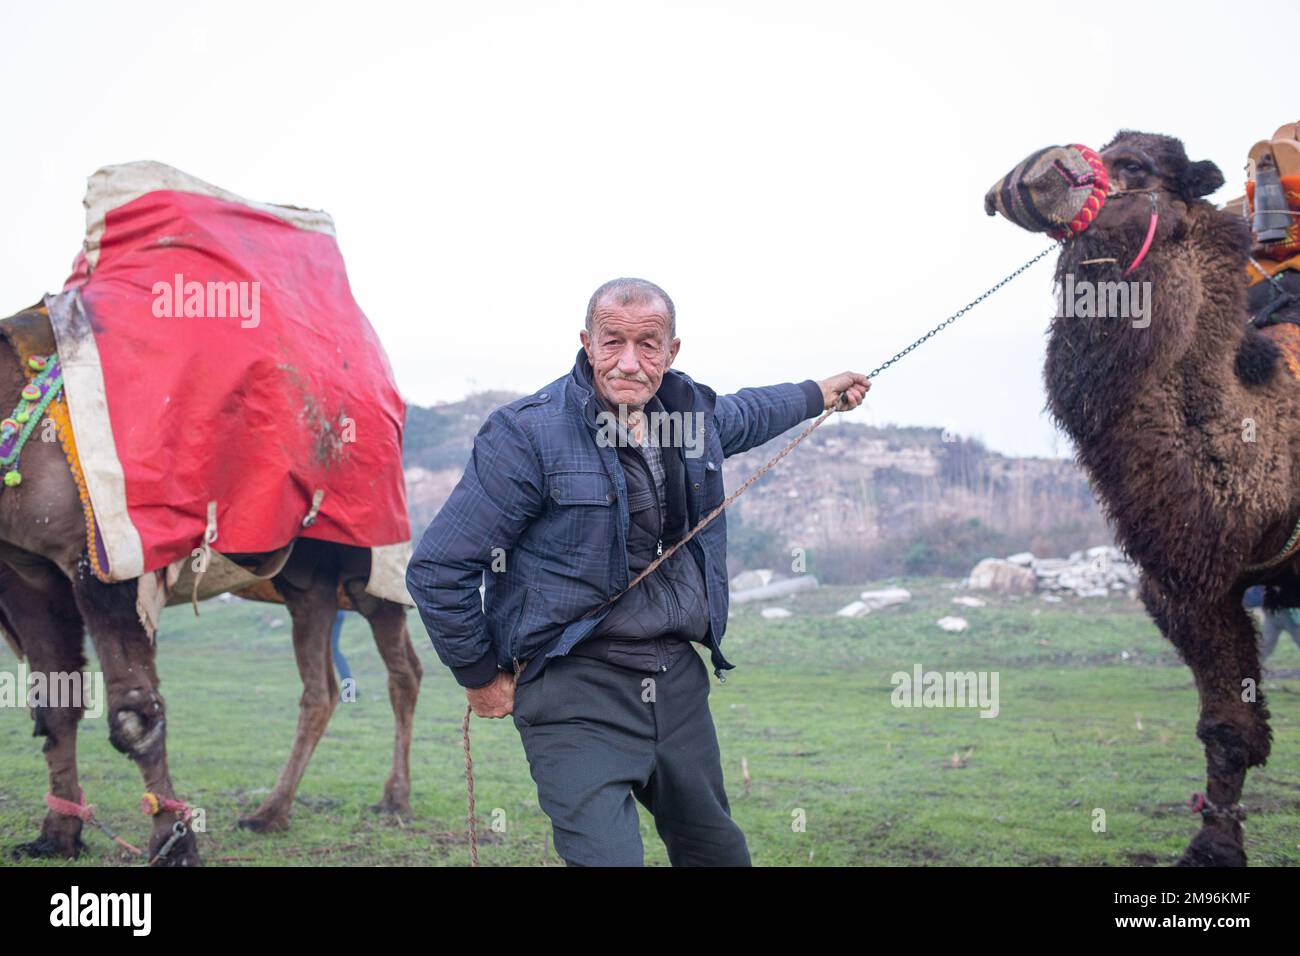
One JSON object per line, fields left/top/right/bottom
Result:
{"left": 0, "top": 307, "right": 422, "bottom": 866}
{"left": 1024, "top": 130, "right": 1296, "bottom": 866}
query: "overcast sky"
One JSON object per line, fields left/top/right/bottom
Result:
{"left": 1, "top": 1, "right": 1289, "bottom": 458}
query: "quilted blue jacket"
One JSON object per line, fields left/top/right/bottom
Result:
{"left": 406, "top": 348, "right": 825, "bottom": 688}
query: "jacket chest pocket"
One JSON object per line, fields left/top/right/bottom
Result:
{"left": 545, "top": 470, "right": 616, "bottom": 553}
{"left": 691, "top": 458, "right": 723, "bottom": 507}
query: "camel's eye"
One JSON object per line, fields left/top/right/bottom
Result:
{"left": 1122, "top": 161, "right": 1144, "bottom": 174}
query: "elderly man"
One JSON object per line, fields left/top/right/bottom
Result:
{"left": 406, "top": 277, "right": 868, "bottom": 866}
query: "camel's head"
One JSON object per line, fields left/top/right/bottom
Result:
{"left": 1090, "top": 130, "right": 1224, "bottom": 239}
{"left": 984, "top": 131, "right": 1225, "bottom": 248}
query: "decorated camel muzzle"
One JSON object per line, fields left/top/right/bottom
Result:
{"left": 983, "top": 134, "right": 1227, "bottom": 276}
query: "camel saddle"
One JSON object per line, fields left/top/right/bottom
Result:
{"left": 46, "top": 161, "right": 412, "bottom": 608}
{"left": 0, "top": 304, "right": 348, "bottom": 613}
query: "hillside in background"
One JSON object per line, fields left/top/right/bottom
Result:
{"left": 402, "top": 391, "right": 1112, "bottom": 584}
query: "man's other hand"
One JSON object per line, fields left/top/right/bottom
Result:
{"left": 818, "top": 371, "right": 871, "bottom": 412}
{"left": 467, "top": 669, "right": 516, "bottom": 718}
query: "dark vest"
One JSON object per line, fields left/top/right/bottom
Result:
{"left": 569, "top": 395, "right": 711, "bottom": 672}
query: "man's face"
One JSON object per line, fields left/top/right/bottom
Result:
{"left": 580, "top": 296, "right": 680, "bottom": 411}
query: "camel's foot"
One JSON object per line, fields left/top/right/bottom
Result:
{"left": 13, "top": 829, "right": 85, "bottom": 860}
{"left": 13, "top": 814, "right": 85, "bottom": 860}
{"left": 371, "top": 780, "right": 410, "bottom": 816}
{"left": 237, "top": 813, "right": 290, "bottom": 833}
{"left": 146, "top": 824, "right": 201, "bottom": 867}
{"left": 237, "top": 801, "right": 291, "bottom": 833}
{"left": 1176, "top": 825, "right": 1246, "bottom": 867}
{"left": 370, "top": 790, "right": 412, "bottom": 817}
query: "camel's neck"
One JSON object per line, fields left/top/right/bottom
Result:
{"left": 1045, "top": 205, "right": 1252, "bottom": 448}
{"left": 1044, "top": 205, "right": 1264, "bottom": 593}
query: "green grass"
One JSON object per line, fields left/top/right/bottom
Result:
{"left": 2, "top": 580, "right": 1297, "bottom": 866}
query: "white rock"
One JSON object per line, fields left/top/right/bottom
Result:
{"left": 731, "top": 576, "right": 819, "bottom": 604}
{"left": 836, "top": 601, "right": 869, "bottom": 618}
{"left": 952, "top": 596, "right": 986, "bottom": 608}
{"left": 761, "top": 607, "right": 792, "bottom": 620}
{"left": 1006, "top": 551, "right": 1036, "bottom": 566}
{"left": 730, "top": 569, "right": 779, "bottom": 591}
{"left": 936, "top": 616, "right": 969, "bottom": 632}
{"left": 858, "top": 587, "right": 911, "bottom": 610}
{"left": 996, "top": 543, "right": 1140, "bottom": 598}
{"left": 968, "top": 558, "right": 1037, "bottom": 595}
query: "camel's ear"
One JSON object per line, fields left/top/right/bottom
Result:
{"left": 1181, "top": 160, "right": 1224, "bottom": 199}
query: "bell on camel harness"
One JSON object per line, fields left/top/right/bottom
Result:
{"left": 0, "top": 353, "right": 63, "bottom": 488}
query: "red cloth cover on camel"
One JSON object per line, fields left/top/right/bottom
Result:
{"left": 46, "top": 162, "right": 411, "bottom": 603}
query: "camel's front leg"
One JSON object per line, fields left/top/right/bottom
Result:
{"left": 1143, "top": 577, "right": 1272, "bottom": 866}
{"left": 72, "top": 569, "right": 201, "bottom": 866}
{"left": 238, "top": 564, "right": 338, "bottom": 833}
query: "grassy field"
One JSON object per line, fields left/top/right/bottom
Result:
{"left": 2, "top": 579, "right": 1297, "bottom": 866}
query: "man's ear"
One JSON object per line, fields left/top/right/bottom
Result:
{"left": 580, "top": 328, "right": 592, "bottom": 363}
{"left": 1181, "top": 159, "right": 1224, "bottom": 199}
{"left": 666, "top": 337, "right": 681, "bottom": 370}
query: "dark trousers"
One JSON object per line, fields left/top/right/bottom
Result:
{"left": 512, "top": 647, "right": 751, "bottom": 866}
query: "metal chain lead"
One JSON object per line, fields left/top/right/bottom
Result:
{"left": 867, "top": 245, "right": 1056, "bottom": 379}
{"left": 593, "top": 245, "right": 1057, "bottom": 619}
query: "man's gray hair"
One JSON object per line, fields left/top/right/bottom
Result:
{"left": 585, "top": 277, "right": 676, "bottom": 338}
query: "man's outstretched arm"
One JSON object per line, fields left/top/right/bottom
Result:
{"left": 714, "top": 371, "right": 870, "bottom": 458}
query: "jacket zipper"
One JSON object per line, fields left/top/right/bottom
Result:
{"left": 643, "top": 448, "right": 670, "bottom": 673}
{"left": 509, "top": 587, "right": 531, "bottom": 674}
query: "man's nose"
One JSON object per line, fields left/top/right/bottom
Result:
{"left": 617, "top": 343, "right": 641, "bottom": 373}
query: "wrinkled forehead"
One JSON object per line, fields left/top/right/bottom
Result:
{"left": 593, "top": 289, "right": 669, "bottom": 316}
{"left": 591, "top": 296, "right": 672, "bottom": 333}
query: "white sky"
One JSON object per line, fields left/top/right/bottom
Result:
{"left": 1, "top": 0, "right": 1289, "bottom": 458}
